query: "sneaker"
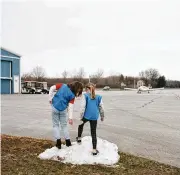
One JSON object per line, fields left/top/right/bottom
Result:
{"left": 92, "top": 150, "right": 99, "bottom": 156}
{"left": 76, "top": 137, "right": 81, "bottom": 144}
{"left": 56, "top": 139, "right": 61, "bottom": 149}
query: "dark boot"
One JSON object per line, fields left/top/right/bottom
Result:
{"left": 65, "top": 139, "right": 72, "bottom": 147}
{"left": 92, "top": 150, "right": 99, "bottom": 156}
{"left": 56, "top": 139, "right": 61, "bottom": 149}
{"left": 76, "top": 137, "right": 81, "bottom": 144}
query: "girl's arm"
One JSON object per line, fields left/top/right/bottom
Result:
{"left": 49, "top": 84, "right": 63, "bottom": 103}
{"left": 80, "top": 94, "right": 86, "bottom": 119}
{"left": 67, "top": 98, "right": 75, "bottom": 120}
{"left": 49, "top": 85, "right": 56, "bottom": 103}
{"left": 99, "top": 99, "right": 105, "bottom": 120}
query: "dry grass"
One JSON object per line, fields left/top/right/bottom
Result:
{"left": 1, "top": 134, "right": 180, "bottom": 175}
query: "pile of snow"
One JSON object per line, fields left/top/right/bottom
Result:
{"left": 38, "top": 136, "right": 120, "bottom": 165}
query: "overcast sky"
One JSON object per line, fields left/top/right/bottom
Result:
{"left": 1, "top": 0, "right": 180, "bottom": 80}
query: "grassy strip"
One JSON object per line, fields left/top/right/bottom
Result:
{"left": 1, "top": 134, "right": 180, "bottom": 175}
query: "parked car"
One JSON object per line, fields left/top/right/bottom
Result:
{"left": 41, "top": 89, "right": 49, "bottom": 94}
{"left": 103, "top": 86, "right": 111, "bottom": 91}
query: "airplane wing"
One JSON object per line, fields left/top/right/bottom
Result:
{"left": 148, "top": 87, "right": 165, "bottom": 91}
{"left": 124, "top": 88, "right": 137, "bottom": 91}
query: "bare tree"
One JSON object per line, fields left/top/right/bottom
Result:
{"left": 108, "top": 72, "right": 120, "bottom": 86}
{"left": 31, "top": 66, "right": 46, "bottom": 81}
{"left": 72, "top": 67, "right": 86, "bottom": 82}
{"left": 91, "top": 69, "right": 104, "bottom": 84}
{"left": 21, "top": 73, "right": 33, "bottom": 81}
{"left": 117, "top": 74, "right": 125, "bottom": 87}
{"left": 62, "top": 70, "right": 68, "bottom": 83}
{"left": 139, "top": 71, "right": 145, "bottom": 78}
{"left": 104, "top": 78, "right": 108, "bottom": 85}
{"left": 145, "top": 68, "right": 159, "bottom": 81}
{"left": 119, "top": 74, "right": 124, "bottom": 82}
{"left": 147, "top": 68, "right": 160, "bottom": 87}
{"left": 139, "top": 71, "right": 148, "bottom": 86}
{"left": 139, "top": 68, "right": 160, "bottom": 87}
{"left": 77, "top": 67, "right": 86, "bottom": 79}
{"left": 108, "top": 75, "right": 119, "bottom": 87}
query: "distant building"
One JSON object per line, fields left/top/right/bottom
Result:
{"left": 137, "top": 80, "right": 144, "bottom": 87}
{"left": 121, "top": 82, "right": 126, "bottom": 87}
{"left": 148, "top": 84, "right": 152, "bottom": 88}
{"left": 0, "top": 47, "right": 21, "bottom": 94}
{"left": 120, "top": 82, "right": 126, "bottom": 89}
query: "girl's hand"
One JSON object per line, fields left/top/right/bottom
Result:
{"left": 69, "top": 119, "right": 73, "bottom": 125}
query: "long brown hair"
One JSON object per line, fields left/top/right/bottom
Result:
{"left": 85, "top": 83, "right": 96, "bottom": 99}
{"left": 68, "top": 81, "right": 83, "bottom": 97}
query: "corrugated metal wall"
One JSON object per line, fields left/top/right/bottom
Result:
{"left": 0, "top": 48, "right": 21, "bottom": 94}
{"left": 0, "top": 60, "right": 11, "bottom": 94}
{"left": 1, "top": 60, "right": 11, "bottom": 77}
{"left": 1, "top": 79, "right": 11, "bottom": 94}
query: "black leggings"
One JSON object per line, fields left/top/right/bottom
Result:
{"left": 78, "top": 118, "right": 97, "bottom": 149}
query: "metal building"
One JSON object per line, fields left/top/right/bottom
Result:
{"left": 0, "top": 47, "right": 21, "bottom": 94}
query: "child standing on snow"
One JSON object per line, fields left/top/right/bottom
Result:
{"left": 49, "top": 81, "right": 83, "bottom": 149}
{"left": 76, "top": 83, "right": 105, "bottom": 155}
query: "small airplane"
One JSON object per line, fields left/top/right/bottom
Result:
{"left": 124, "top": 86, "right": 164, "bottom": 93}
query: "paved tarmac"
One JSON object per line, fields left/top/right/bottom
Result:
{"left": 1, "top": 89, "right": 180, "bottom": 167}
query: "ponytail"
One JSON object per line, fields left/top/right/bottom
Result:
{"left": 86, "top": 83, "right": 96, "bottom": 99}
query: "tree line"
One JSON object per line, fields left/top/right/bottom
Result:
{"left": 22, "top": 66, "right": 180, "bottom": 88}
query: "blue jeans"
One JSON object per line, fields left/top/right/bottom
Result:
{"left": 52, "top": 106, "right": 70, "bottom": 140}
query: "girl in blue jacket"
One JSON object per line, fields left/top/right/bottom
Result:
{"left": 49, "top": 81, "right": 83, "bottom": 149}
{"left": 76, "top": 83, "right": 105, "bottom": 155}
